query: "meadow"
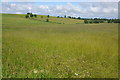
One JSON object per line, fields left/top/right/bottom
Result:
{"left": 2, "top": 14, "right": 118, "bottom": 78}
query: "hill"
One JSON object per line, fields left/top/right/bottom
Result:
{"left": 2, "top": 14, "right": 84, "bottom": 26}
{"left": 2, "top": 14, "right": 118, "bottom": 78}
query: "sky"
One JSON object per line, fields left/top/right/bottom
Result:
{"left": 1, "top": 0, "right": 120, "bottom": 2}
{"left": 1, "top": 2, "right": 119, "bottom": 19}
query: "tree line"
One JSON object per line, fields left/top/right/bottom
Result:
{"left": 84, "top": 18, "right": 120, "bottom": 24}
{"left": 25, "top": 13, "right": 120, "bottom": 23}
{"left": 57, "top": 15, "right": 120, "bottom": 23}
{"left": 25, "top": 13, "right": 50, "bottom": 22}
{"left": 25, "top": 13, "right": 37, "bottom": 18}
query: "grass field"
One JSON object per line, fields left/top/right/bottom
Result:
{"left": 2, "top": 14, "right": 118, "bottom": 78}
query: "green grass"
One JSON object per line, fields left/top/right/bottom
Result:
{"left": 2, "top": 14, "right": 118, "bottom": 78}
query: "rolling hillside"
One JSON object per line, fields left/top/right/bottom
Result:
{"left": 2, "top": 14, "right": 84, "bottom": 26}
{"left": 2, "top": 14, "right": 118, "bottom": 78}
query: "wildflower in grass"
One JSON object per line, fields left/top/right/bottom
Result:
{"left": 86, "top": 71, "right": 89, "bottom": 74}
{"left": 75, "top": 73, "right": 78, "bottom": 76}
{"left": 33, "top": 69, "right": 38, "bottom": 74}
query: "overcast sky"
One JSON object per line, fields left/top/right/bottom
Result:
{"left": 1, "top": 2, "right": 119, "bottom": 19}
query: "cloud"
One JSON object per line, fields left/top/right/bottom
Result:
{"left": 1, "top": 0, "right": 120, "bottom": 2}
{"left": 2, "top": 2, "right": 118, "bottom": 18}
{"left": 90, "top": 7, "right": 101, "bottom": 13}
{"left": 2, "top": 0, "right": 35, "bottom": 2}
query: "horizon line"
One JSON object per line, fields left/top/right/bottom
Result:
{"left": 1, "top": 12, "right": 119, "bottom": 19}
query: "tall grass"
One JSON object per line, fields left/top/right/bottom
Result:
{"left": 2, "top": 14, "right": 118, "bottom": 78}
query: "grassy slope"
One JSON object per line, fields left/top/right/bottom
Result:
{"left": 2, "top": 14, "right": 118, "bottom": 78}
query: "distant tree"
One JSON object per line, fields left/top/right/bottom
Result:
{"left": 64, "top": 15, "right": 66, "bottom": 18}
{"left": 68, "top": 16, "right": 71, "bottom": 18}
{"left": 90, "top": 18, "right": 93, "bottom": 20}
{"left": 57, "top": 16, "right": 60, "bottom": 18}
{"left": 71, "top": 17, "right": 76, "bottom": 19}
{"left": 46, "top": 18, "right": 49, "bottom": 22}
{"left": 93, "top": 20, "right": 99, "bottom": 23}
{"left": 34, "top": 14, "right": 37, "bottom": 18}
{"left": 25, "top": 15, "right": 29, "bottom": 18}
{"left": 94, "top": 18, "right": 98, "bottom": 20}
{"left": 27, "top": 13, "right": 30, "bottom": 15}
{"left": 99, "top": 20, "right": 104, "bottom": 23}
{"left": 41, "top": 16, "right": 43, "bottom": 18}
{"left": 108, "top": 19, "right": 112, "bottom": 23}
{"left": 112, "top": 19, "right": 120, "bottom": 23}
{"left": 117, "top": 19, "right": 120, "bottom": 23}
{"left": 89, "top": 21, "right": 93, "bottom": 24}
{"left": 30, "top": 13, "right": 33, "bottom": 18}
{"left": 78, "top": 17, "right": 81, "bottom": 19}
{"left": 84, "top": 19, "right": 88, "bottom": 24}
{"left": 47, "top": 15, "right": 50, "bottom": 18}
{"left": 26, "top": 12, "right": 37, "bottom": 18}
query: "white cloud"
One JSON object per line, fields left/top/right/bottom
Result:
{"left": 10, "top": 3, "right": 16, "bottom": 7}
{"left": 2, "top": 2, "right": 118, "bottom": 18}
{"left": 90, "top": 7, "right": 100, "bottom": 13}
{"left": 39, "top": 5, "right": 48, "bottom": 9}
{"left": 103, "top": 8, "right": 112, "bottom": 13}
{"left": 15, "top": 12, "right": 22, "bottom": 14}
{"left": 2, "top": 0, "right": 35, "bottom": 2}
{"left": 1, "top": 0, "right": 120, "bottom": 2}
{"left": 113, "top": 8, "right": 118, "bottom": 12}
